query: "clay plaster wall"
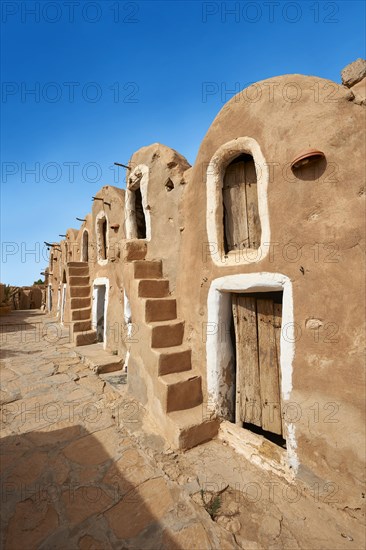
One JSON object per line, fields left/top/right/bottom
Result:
{"left": 126, "top": 143, "right": 190, "bottom": 291}
{"left": 47, "top": 187, "right": 126, "bottom": 353}
{"left": 18, "top": 286, "right": 43, "bottom": 309}
{"left": 47, "top": 242, "right": 62, "bottom": 316}
{"left": 71, "top": 186, "right": 127, "bottom": 353}
{"left": 174, "top": 74, "right": 365, "bottom": 508}
{"left": 88, "top": 186, "right": 126, "bottom": 353}
{"left": 121, "top": 144, "right": 191, "bottom": 419}
{"left": 43, "top": 67, "right": 365, "bottom": 510}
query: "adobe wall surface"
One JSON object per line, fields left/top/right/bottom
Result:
{"left": 66, "top": 186, "right": 127, "bottom": 353}
{"left": 126, "top": 143, "right": 190, "bottom": 292}
{"left": 18, "top": 286, "right": 43, "bottom": 309}
{"left": 176, "top": 74, "right": 365, "bottom": 507}
{"left": 42, "top": 66, "right": 365, "bottom": 511}
{"left": 87, "top": 185, "right": 126, "bottom": 354}
{"left": 46, "top": 187, "right": 126, "bottom": 354}
{"left": 48, "top": 242, "right": 62, "bottom": 315}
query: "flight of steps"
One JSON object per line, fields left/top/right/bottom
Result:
{"left": 130, "top": 256, "right": 219, "bottom": 449}
{"left": 67, "top": 262, "right": 97, "bottom": 346}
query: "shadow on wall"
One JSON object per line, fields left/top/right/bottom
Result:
{"left": 0, "top": 426, "right": 183, "bottom": 549}
{"left": 291, "top": 156, "right": 327, "bottom": 182}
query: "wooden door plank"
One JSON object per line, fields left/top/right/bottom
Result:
{"left": 232, "top": 294, "right": 261, "bottom": 427}
{"left": 257, "top": 299, "right": 282, "bottom": 435}
{"left": 223, "top": 163, "right": 249, "bottom": 251}
{"left": 232, "top": 294, "right": 240, "bottom": 426}
{"left": 244, "top": 159, "right": 261, "bottom": 249}
{"left": 274, "top": 302, "right": 285, "bottom": 436}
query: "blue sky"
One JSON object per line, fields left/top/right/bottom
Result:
{"left": 1, "top": 0, "right": 365, "bottom": 286}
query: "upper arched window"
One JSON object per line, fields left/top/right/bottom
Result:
{"left": 222, "top": 153, "right": 261, "bottom": 253}
{"left": 96, "top": 212, "right": 108, "bottom": 263}
{"left": 125, "top": 165, "right": 151, "bottom": 241}
{"left": 206, "top": 137, "right": 270, "bottom": 266}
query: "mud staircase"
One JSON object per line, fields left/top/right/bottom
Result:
{"left": 67, "top": 262, "right": 97, "bottom": 346}
{"left": 128, "top": 253, "right": 219, "bottom": 449}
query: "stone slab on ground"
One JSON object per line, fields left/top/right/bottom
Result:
{"left": 73, "top": 342, "right": 124, "bottom": 374}
{"left": 1, "top": 311, "right": 365, "bottom": 550}
{"left": 0, "top": 311, "right": 234, "bottom": 550}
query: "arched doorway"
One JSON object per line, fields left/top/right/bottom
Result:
{"left": 82, "top": 230, "right": 89, "bottom": 262}
{"left": 48, "top": 284, "right": 53, "bottom": 312}
{"left": 60, "top": 270, "right": 67, "bottom": 324}
{"left": 126, "top": 165, "right": 151, "bottom": 240}
{"left": 92, "top": 278, "right": 109, "bottom": 347}
{"left": 96, "top": 212, "right": 108, "bottom": 263}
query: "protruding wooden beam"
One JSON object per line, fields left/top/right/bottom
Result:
{"left": 114, "top": 162, "right": 131, "bottom": 170}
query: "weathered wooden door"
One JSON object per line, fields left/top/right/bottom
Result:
{"left": 232, "top": 294, "right": 283, "bottom": 436}
{"left": 223, "top": 156, "right": 261, "bottom": 252}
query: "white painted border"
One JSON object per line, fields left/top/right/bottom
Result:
{"left": 125, "top": 164, "right": 151, "bottom": 241}
{"left": 92, "top": 277, "right": 109, "bottom": 349}
{"left": 123, "top": 290, "right": 132, "bottom": 373}
{"left": 206, "top": 137, "right": 270, "bottom": 266}
{"left": 95, "top": 211, "right": 109, "bottom": 266}
{"left": 56, "top": 285, "right": 60, "bottom": 317}
{"left": 48, "top": 284, "right": 53, "bottom": 313}
{"left": 206, "top": 272, "right": 299, "bottom": 472}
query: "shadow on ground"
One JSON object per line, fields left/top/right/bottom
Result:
{"left": 0, "top": 425, "right": 184, "bottom": 550}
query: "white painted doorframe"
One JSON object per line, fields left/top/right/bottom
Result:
{"left": 60, "top": 283, "right": 67, "bottom": 325}
{"left": 92, "top": 277, "right": 109, "bottom": 349}
{"left": 205, "top": 272, "right": 299, "bottom": 472}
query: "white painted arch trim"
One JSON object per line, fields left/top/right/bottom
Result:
{"left": 206, "top": 272, "right": 298, "bottom": 472}
{"left": 206, "top": 137, "right": 270, "bottom": 266}
{"left": 92, "top": 277, "right": 109, "bottom": 349}
{"left": 125, "top": 164, "right": 151, "bottom": 241}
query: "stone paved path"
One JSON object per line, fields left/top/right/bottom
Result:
{"left": 0, "top": 311, "right": 233, "bottom": 549}
{"left": 1, "top": 311, "right": 364, "bottom": 550}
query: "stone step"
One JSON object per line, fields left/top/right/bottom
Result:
{"left": 69, "top": 275, "right": 89, "bottom": 287}
{"left": 145, "top": 298, "right": 177, "bottom": 323}
{"left": 71, "top": 307, "right": 91, "bottom": 321}
{"left": 74, "top": 329, "right": 97, "bottom": 346}
{"left": 68, "top": 266, "right": 89, "bottom": 277}
{"left": 133, "top": 260, "right": 162, "bottom": 279}
{"left": 70, "top": 297, "right": 90, "bottom": 310}
{"left": 67, "top": 262, "right": 88, "bottom": 267}
{"left": 160, "top": 372, "right": 203, "bottom": 413}
{"left": 167, "top": 406, "right": 220, "bottom": 450}
{"left": 153, "top": 346, "right": 192, "bottom": 376}
{"left": 72, "top": 319, "right": 92, "bottom": 332}
{"left": 150, "top": 320, "right": 184, "bottom": 348}
{"left": 74, "top": 343, "right": 123, "bottom": 374}
{"left": 137, "top": 279, "right": 169, "bottom": 298}
{"left": 70, "top": 286, "right": 90, "bottom": 298}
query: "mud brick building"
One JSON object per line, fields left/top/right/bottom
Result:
{"left": 45, "top": 60, "right": 365, "bottom": 511}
